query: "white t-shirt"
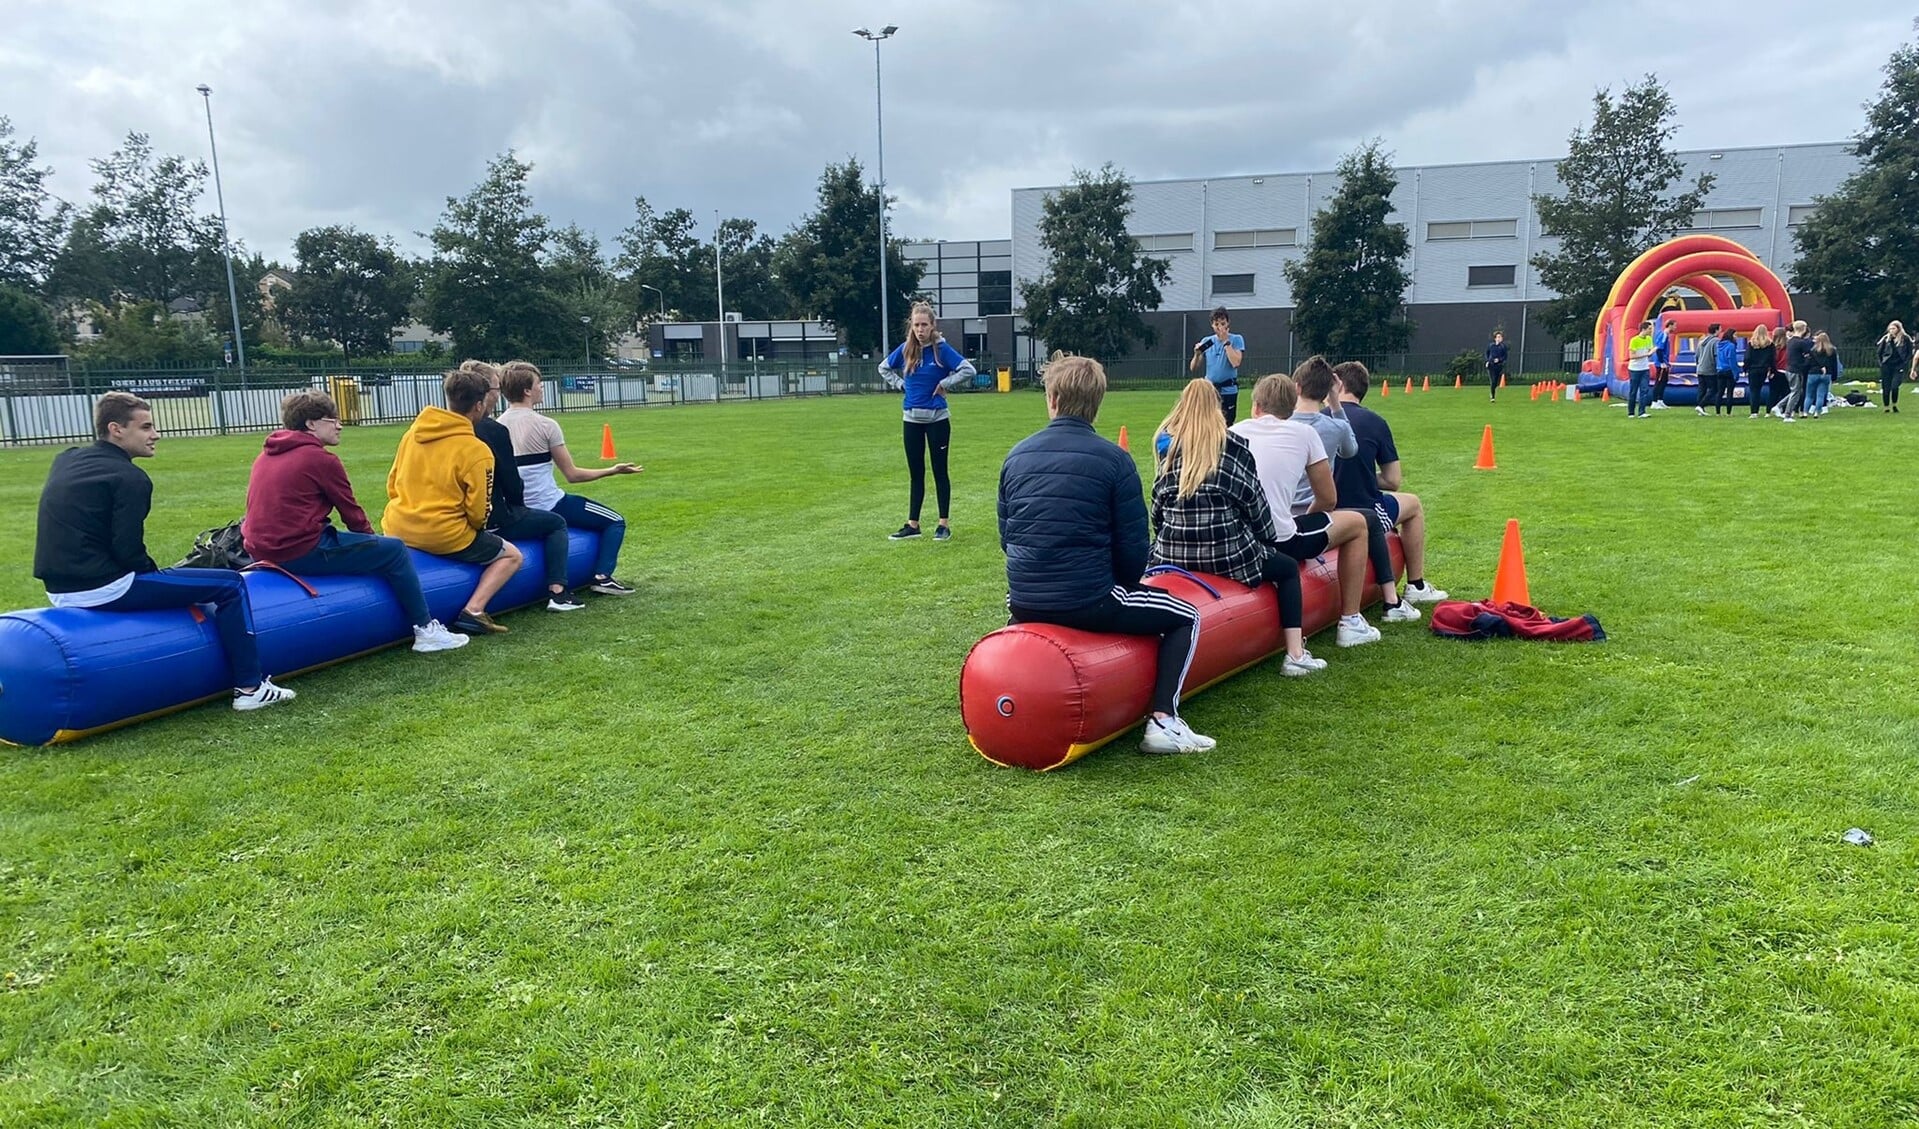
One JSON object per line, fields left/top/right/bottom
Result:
{"left": 499, "top": 406, "right": 568, "bottom": 511}
{"left": 1228, "top": 415, "right": 1327, "bottom": 540}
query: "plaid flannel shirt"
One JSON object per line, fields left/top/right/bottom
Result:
{"left": 1148, "top": 433, "right": 1279, "bottom": 586}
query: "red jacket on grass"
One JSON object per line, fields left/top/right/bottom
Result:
{"left": 242, "top": 431, "right": 374, "bottom": 563}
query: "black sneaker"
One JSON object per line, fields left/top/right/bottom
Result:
{"left": 546, "top": 592, "right": 586, "bottom": 612}
{"left": 452, "top": 610, "right": 509, "bottom": 635}
{"left": 589, "top": 576, "right": 636, "bottom": 596}
{"left": 933, "top": 525, "right": 952, "bottom": 542}
{"left": 888, "top": 524, "right": 922, "bottom": 540}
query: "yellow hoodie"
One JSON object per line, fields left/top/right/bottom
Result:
{"left": 382, "top": 405, "right": 494, "bottom": 554}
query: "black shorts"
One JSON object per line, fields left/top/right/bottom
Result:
{"left": 447, "top": 530, "right": 508, "bottom": 564}
{"left": 1275, "top": 511, "right": 1332, "bottom": 561}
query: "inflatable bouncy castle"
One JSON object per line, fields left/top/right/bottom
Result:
{"left": 1589, "top": 234, "right": 1794, "bottom": 407}
{"left": 961, "top": 537, "right": 1404, "bottom": 771}
{"left": 0, "top": 531, "right": 603, "bottom": 746}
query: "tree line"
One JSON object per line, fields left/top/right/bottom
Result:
{"left": 4, "top": 36, "right": 1915, "bottom": 368}
{"left": 0, "top": 136, "right": 924, "bottom": 364}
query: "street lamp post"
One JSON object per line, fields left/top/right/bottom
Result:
{"left": 580, "top": 315, "right": 592, "bottom": 371}
{"left": 196, "top": 84, "right": 246, "bottom": 380}
{"left": 853, "top": 25, "right": 898, "bottom": 359}
{"left": 639, "top": 284, "right": 665, "bottom": 320}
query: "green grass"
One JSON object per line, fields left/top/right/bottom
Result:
{"left": 2, "top": 389, "right": 1917, "bottom": 1126}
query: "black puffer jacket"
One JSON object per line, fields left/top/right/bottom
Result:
{"left": 998, "top": 416, "right": 1148, "bottom": 612}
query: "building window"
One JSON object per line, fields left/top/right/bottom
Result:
{"left": 1211, "top": 273, "right": 1255, "bottom": 296}
{"left": 1467, "top": 265, "right": 1517, "bottom": 288}
{"left": 1428, "top": 219, "right": 1517, "bottom": 241}
{"left": 1787, "top": 204, "right": 1818, "bottom": 227}
{"left": 1690, "top": 207, "right": 1764, "bottom": 229}
{"left": 1214, "top": 228, "right": 1297, "bottom": 249}
{"left": 1133, "top": 232, "right": 1194, "bottom": 253}
{"left": 978, "top": 270, "right": 1012, "bottom": 317}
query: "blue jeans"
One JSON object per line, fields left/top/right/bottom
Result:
{"left": 102, "top": 569, "right": 263, "bottom": 689}
{"left": 550, "top": 494, "right": 626, "bottom": 578}
{"left": 1627, "top": 371, "right": 1651, "bottom": 416}
{"left": 1805, "top": 374, "right": 1832, "bottom": 413}
{"left": 279, "top": 527, "right": 432, "bottom": 628}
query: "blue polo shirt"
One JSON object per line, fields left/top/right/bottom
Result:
{"left": 1200, "top": 334, "right": 1244, "bottom": 392}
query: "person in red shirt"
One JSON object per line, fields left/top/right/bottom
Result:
{"left": 242, "top": 390, "right": 467, "bottom": 653}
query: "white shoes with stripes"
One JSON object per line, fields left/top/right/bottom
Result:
{"left": 1141, "top": 715, "right": 1215, "bottom": 755}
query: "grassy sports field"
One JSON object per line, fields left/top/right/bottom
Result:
{"left": 2, "top": 385, "right": 1916, "bottom": 1126}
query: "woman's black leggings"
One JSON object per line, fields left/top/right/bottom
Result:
{"left": 1258, "top": 552, "right": 1304, "bottom": 630}
{"left": 1882, "top": 368, "right": 1904, "bottom": 408}
{"left": 903, "top": 418, "right": 951, "bottom": 522}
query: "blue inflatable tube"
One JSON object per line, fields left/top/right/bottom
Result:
{"left": 0, "top": 530, "right": 602, "bottom": 746}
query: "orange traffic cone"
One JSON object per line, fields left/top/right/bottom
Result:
{"left": 1570, "top": 387, "right": 1580, "bottom": 402}
{"left": 1454, "top": 375, "right": 1463, "bottom": 389}
{"left": 1530, "top": 384, "right": 1539, "bottom": 401}
{"left": 1500, "top": 374, "right": 1509, "bottom": 389}
{"left": 1473, "top": 425, "right": 1497, "bottom": 470}
{"left": 1381, "top": 381, "right": 1390, "bottom": 398}
{"left": 1491, "top": 519, "right": 1531, "bottom": 605}
{"left": 600, "top": 424, "right": 616, "bottom": 459}
{"left": 1404, "top": 378, "right": 1413, "bottom": 395}
{"left": 1422, "top": 376, "right": 1431, "bottom": 392}
{"left": 1117, "top": 425, "right": 1130, "bottom": 452}
{"left": 1601, "top": 386, "right": 1611, "bottom": 402}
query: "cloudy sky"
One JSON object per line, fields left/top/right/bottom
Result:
{"left": 1, "top": 0, "right": 1908, "bottom": 262}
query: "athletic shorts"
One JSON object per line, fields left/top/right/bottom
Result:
{"left": 1275, "top": 511, "right": 1332, "bottom": 561}
{"left": 1371, "top": 494, "right": 1400, "bottom": 531}
{"left": 447, "top": 530, "right": 508, "bottom": 564}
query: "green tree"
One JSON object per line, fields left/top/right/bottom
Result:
{"left": 548, "top": 223, "right": 629, "bottom": 360}
{"left": 0, "top": 117, "right": 66, "bottom": 293}
{"left": 775, "top": 159, "right": 923, "bottom": 354}
{"left": 78, "top": 300, "right": 220, "bottom": 365}
{"left": 1532, "top": 77, "right": 1714, "bottom": 341}
{"left": 714, "top": 217, "right": 787, "bottom": 321}
{"left": 194, "top": 246, "right": 275, "bottom": 358}
{"left": 0, "top": 283, "right": 61, "bottom": 354}
{"left": 616, "top": 198, "right": 712, "bottom": 320}
{"left": 46, "top": 211, "right": 118, "bottom": 309}
{"left": 1284, "top": 141, "right": 1413, "bottom": 357}
{"left": 1016, "top": 163, "right": 1170, "bottom": 359}
{"left": 422, "top": 152, "right": 571, "bottom": 359}
{"left": 83, "top": 132, "right": 218, "bottom": 306}
{"left": 1791, "top": 39, "right": 1919, "bottom": 334}
{"left": 280, "top": 225, "right": 416, "bottom": 362}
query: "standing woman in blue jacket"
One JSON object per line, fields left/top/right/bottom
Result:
{"left": 880, "top": 302, "right": 975, "bottom": 541}
{"left": 1712, "top": 326, "right": 1740, "bottom": 415}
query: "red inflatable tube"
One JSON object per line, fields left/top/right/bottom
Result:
{"left": 962, "top": 535, "right": 1405, "bottom": 771}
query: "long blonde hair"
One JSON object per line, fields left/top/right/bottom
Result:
{"left": 1750, "top": 324, "right": 1773, "bottom": 349}
{"left": 1882, "top": 321, "right": 1908, "bottom": 346}
{"left": 1813, "top": 331, "right": 1835, "bottom": 355}
{"left": 901, "top": 301, "right": 939, "bottom": 374}
{"left": 1156, "top": 379, "right": 1229, "bottom": 500}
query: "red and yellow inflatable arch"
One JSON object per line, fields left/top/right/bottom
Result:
{"left": 1593, "top": 234, "right": 1794, "bottom": 382}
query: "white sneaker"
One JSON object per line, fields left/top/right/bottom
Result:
{"left": 1403, "top": 580, "right": 1449, "bottom": 603}
{"left": 1166, "top": 716, "right": 1216, "bottom": 751}
{"left": 412, "top": 620, "right": 470, "bottom": 653}
{"left": 233, "top": 677, "right": 296, "bottom": 712}
{"left": 1384, "top": 600, "right": 1422, "bottom": 623}
{"left": 1140, "top": 715, "right": 1208, "bottom": 755}
{"left": 1781, "top": 415, "right": 1796, "bottom": 423}
{"left": 1695, "top": 406, "right": 1706, "bottom": 416}
{"left": 1336, "top": 617, "right": 1382, "bottom": 647}
{"left": 1281, "top": 650, "right": 1326, "bottom": 677}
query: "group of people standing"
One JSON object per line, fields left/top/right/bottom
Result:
{"left": 1623, "top": 318, "right": 1859, "bottom": 422}
{"left": 31, "top": 361, "right": 641, "bottom": 712}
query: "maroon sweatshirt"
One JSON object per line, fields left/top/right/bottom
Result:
{"left": 242, "top": 430, "right": 374, "bottom": 563}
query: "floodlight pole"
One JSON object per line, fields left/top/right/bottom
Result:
{"left": 197, "top": 84, "right": 246, "bottom": 379}
{"left": 854, "top": 25, "right": 898, "bottom": 359}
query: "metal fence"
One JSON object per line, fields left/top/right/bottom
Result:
{"left": 2, "top": 343, "right": 1893, "bottom": 447}
{"left": 0, "top": 357, "right": 953, "bottom": 447}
